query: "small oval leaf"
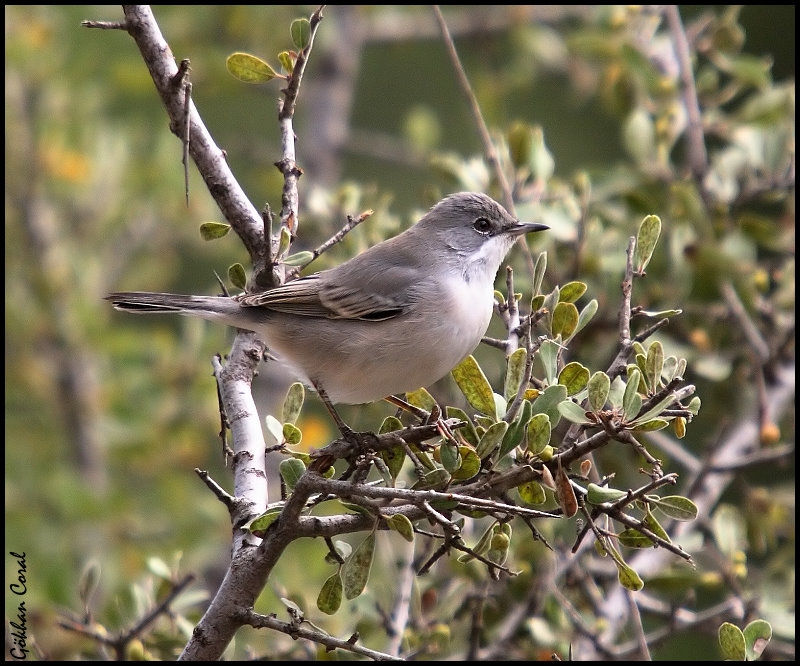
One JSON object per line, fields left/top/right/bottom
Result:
{"left": 634, "top": 214, "right": 661, "bottom": 274}
{"left": 226, "top": 52, "right": 278, "bottom": 84}
{"left": 290, "top": 18, "right": 311, "bottom": 50}
{"left": 649, "top": 495, "right": 698, "bottom": 521}
{"left": 558, "top": 280, "right": 588, "bottom": 303}
{"left": 199, "top": 221, "right": 231, "bottom": 240}
{"left": 279, "top": 457, "right": 306, "bottom": 490}
{"left": 386, "top": 514, "right": 415, "bottom": 543}
{"left": 342, "top": 532, "right": 375, "bottom": 600}
{"left": 504, "top": 347, "right": 528, "bottom": 401}
{"left": 559, "top": 361, "right": 590, "bottom": 396}
{"left": 228, "top": 263, "right": 247, "bottom": 290}
{"left": 518, "top": 480, "right": 547, "bottom": 505}
{"left": 525, "top": 413, "right": 551, "bottom": 455}
{"left": 475, "top": 421, "right": 509, "bottom": 459}
{"left": 317, "top": 573, "right": 343, "bottom": 615}
{"left": 586, "top": 483, "right": 627, "bottom": 504}
{"left": 552, "top": 301, "right": 579, "bottom": 339}
{"left": 557, "top": 399, "right": 593, "bottom": 425}
{"left": 587, "top": 371, "right": 611, "bottom": 413}
{"left": 282, "top": 250, "right": 314, "bottom": 267}
{"left": 282, "top": 422, "right": 302, "bottom": 445}
{"left": 281, "top": 382, "right": 305, "bottom": 424}
{"left": 719, "top": 622, "right": 747, "bottom": 661}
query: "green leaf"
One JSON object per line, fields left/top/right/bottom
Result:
{"left": 451, "top": 446, "right": 481, "bottom": 481}
{"left": 525, "top": 413, "right": 551, "bottom": 455}
{"left": 199, "top": 221, "right": 231, "bottom": 240}
{"left": 475, "top": 421, "right": 509, "bottom": 459}
{"left": 439, "top": 440, "right": 461, "bottom": 473}
{"left": 247, "top": 507, "right": 283, "bottom": 537}
{"left": 622, "top": 369, "right": 642, "bottom": 422}
{"left": 343, "top": 532, "right": 375, "bottom": 600}
{"left": 290, "top": 18, "right": 311, "bottom": 50}
{"left": 552, "top": 301, "right": 579, "bottom": 339}
{"left": 282, "top": 422, "right": 302, "bottom": 445}
{"left": 277, "top": 50, "right": 295, "bottom": 75}
{"left": 541, "top": 286, "right": 560, "bottom": 334}
{"left": 282, "top": 250, "right": 314, "bottom": 267}
{"left": 719, "top": 622, "right": 747, "bottom": 661}
{"left": 573, "top": 298, "right": 599, "bottom": 337}
{"left": 635, "top": 353, "right": 648, "bottom": 384}
{"left": 587, "top": 371, "right": 610, "bottom": 413}
{"left": 537, "top": 339, "right": 560, "bottom": 385}
{"left": 631, "top": 418, "right": 669, "bottom": 432}
{"left": 743, "top": 619, "right": 772, "bottom": 661}
{"left": 619, "top": 528, "right": 655, "bottom": 548}
{"left": 317, "top": 573, "right": 343, "bottom": 615}
{"left": 411, "top": 468, "right": 450, "bottom": 490}
{"left": 282, "top": 382, "right": 305, "bottom": 424}
{"left": 458, "top": 521, "right": 496, "bottom": 562}
{"left": 379, "top": 415, "right": 403, "bottom": 435}
{"left": 226, "top": 52, "right": 279, "bottom": 83}
{"left": 616, "top": 557, "right": 645, "bottom": 591}
{"left": 559, "top": 362, "right": 589, "bottom": 396}
{"left": 531, "top": 384, "right": 568, "bottom": 427}
{"left": 499, "top": 399, "right": 531, "bottom": 457}
{"left": 279, "top": 457, "right": 306, "bottom": 490}
{"left": 586, "top": 483, "right": 627, "bottom": 504}
{"left": 642, "top": 510, "right": 671, "bottom": 544}
{"left": 557, "top": 399, "right": 593, "bottom": 425}
{"left": 504, "top": 347, "right": 528, "bottom": 401}
{"left": 558, "top": 280, "right": 588, "bottom": 303}
{"left": 386, "top": 514, "right": 415, "bottom": 543}
{"left": 378, "top": 418, "right": 406, "bottom": 480}
{"left": 629, "top": 392, "right": 676, "bottom": 426}
{"left": 277, "top": 226, "right": 292, "bottom": 260}
{"left": 452, "top": 355, "right": 497, "bottom": 417}
{"left": 649, "top": 495, "right": 698, "bottom": 521}
{"left": 228, "top": 263, "right": 247, "bottom": 290}
{"left": 645, "top": 340, "right": 664, "bottom": 390}
{"left": 634, "top": 214, "right": 661, "bottom": 274}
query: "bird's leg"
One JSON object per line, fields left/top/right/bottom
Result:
{"left": 384, "top": 394, "right": 432, "bottom": 422}
{"left": 313, "top": 382, "right": 356, "bottom": 440}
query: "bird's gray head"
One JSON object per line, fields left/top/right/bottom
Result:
{"left": 416, "top": 192, "right": 548, "bottom": 267}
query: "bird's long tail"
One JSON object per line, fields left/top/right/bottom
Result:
{"left": 104, "top": 293, "right": 246, "bottom": 329}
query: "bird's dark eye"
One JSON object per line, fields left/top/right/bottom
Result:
{"left": 472, "top": 217, "right": 492, "bottom": 234}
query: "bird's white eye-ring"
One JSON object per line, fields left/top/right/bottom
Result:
{"left": 472, "top": 217, "right": 492, "bottom": 234}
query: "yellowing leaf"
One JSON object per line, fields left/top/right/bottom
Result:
{"left": 226, "top": 52, "right": 279, "bottom": 83}
{"left": 452, "top": 356, "right": 497, "bottom": 417}
{"left": 317, "top": 573, "right": 343, "bottom": 615}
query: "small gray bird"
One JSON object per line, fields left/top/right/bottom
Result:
{"left": 107, "top": 192, "right": 547, "bottom": 407}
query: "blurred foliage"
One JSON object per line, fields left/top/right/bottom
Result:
{"left": 5, "top": 4, "right": 794, "bottom": 661}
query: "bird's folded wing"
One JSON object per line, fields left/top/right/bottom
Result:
{"left": 236, "top": 274, "right": 406, "bottom": 321}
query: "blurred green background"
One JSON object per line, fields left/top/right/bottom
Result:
{"left": 5, "top": 5, "right": 794, "bottom": 659}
